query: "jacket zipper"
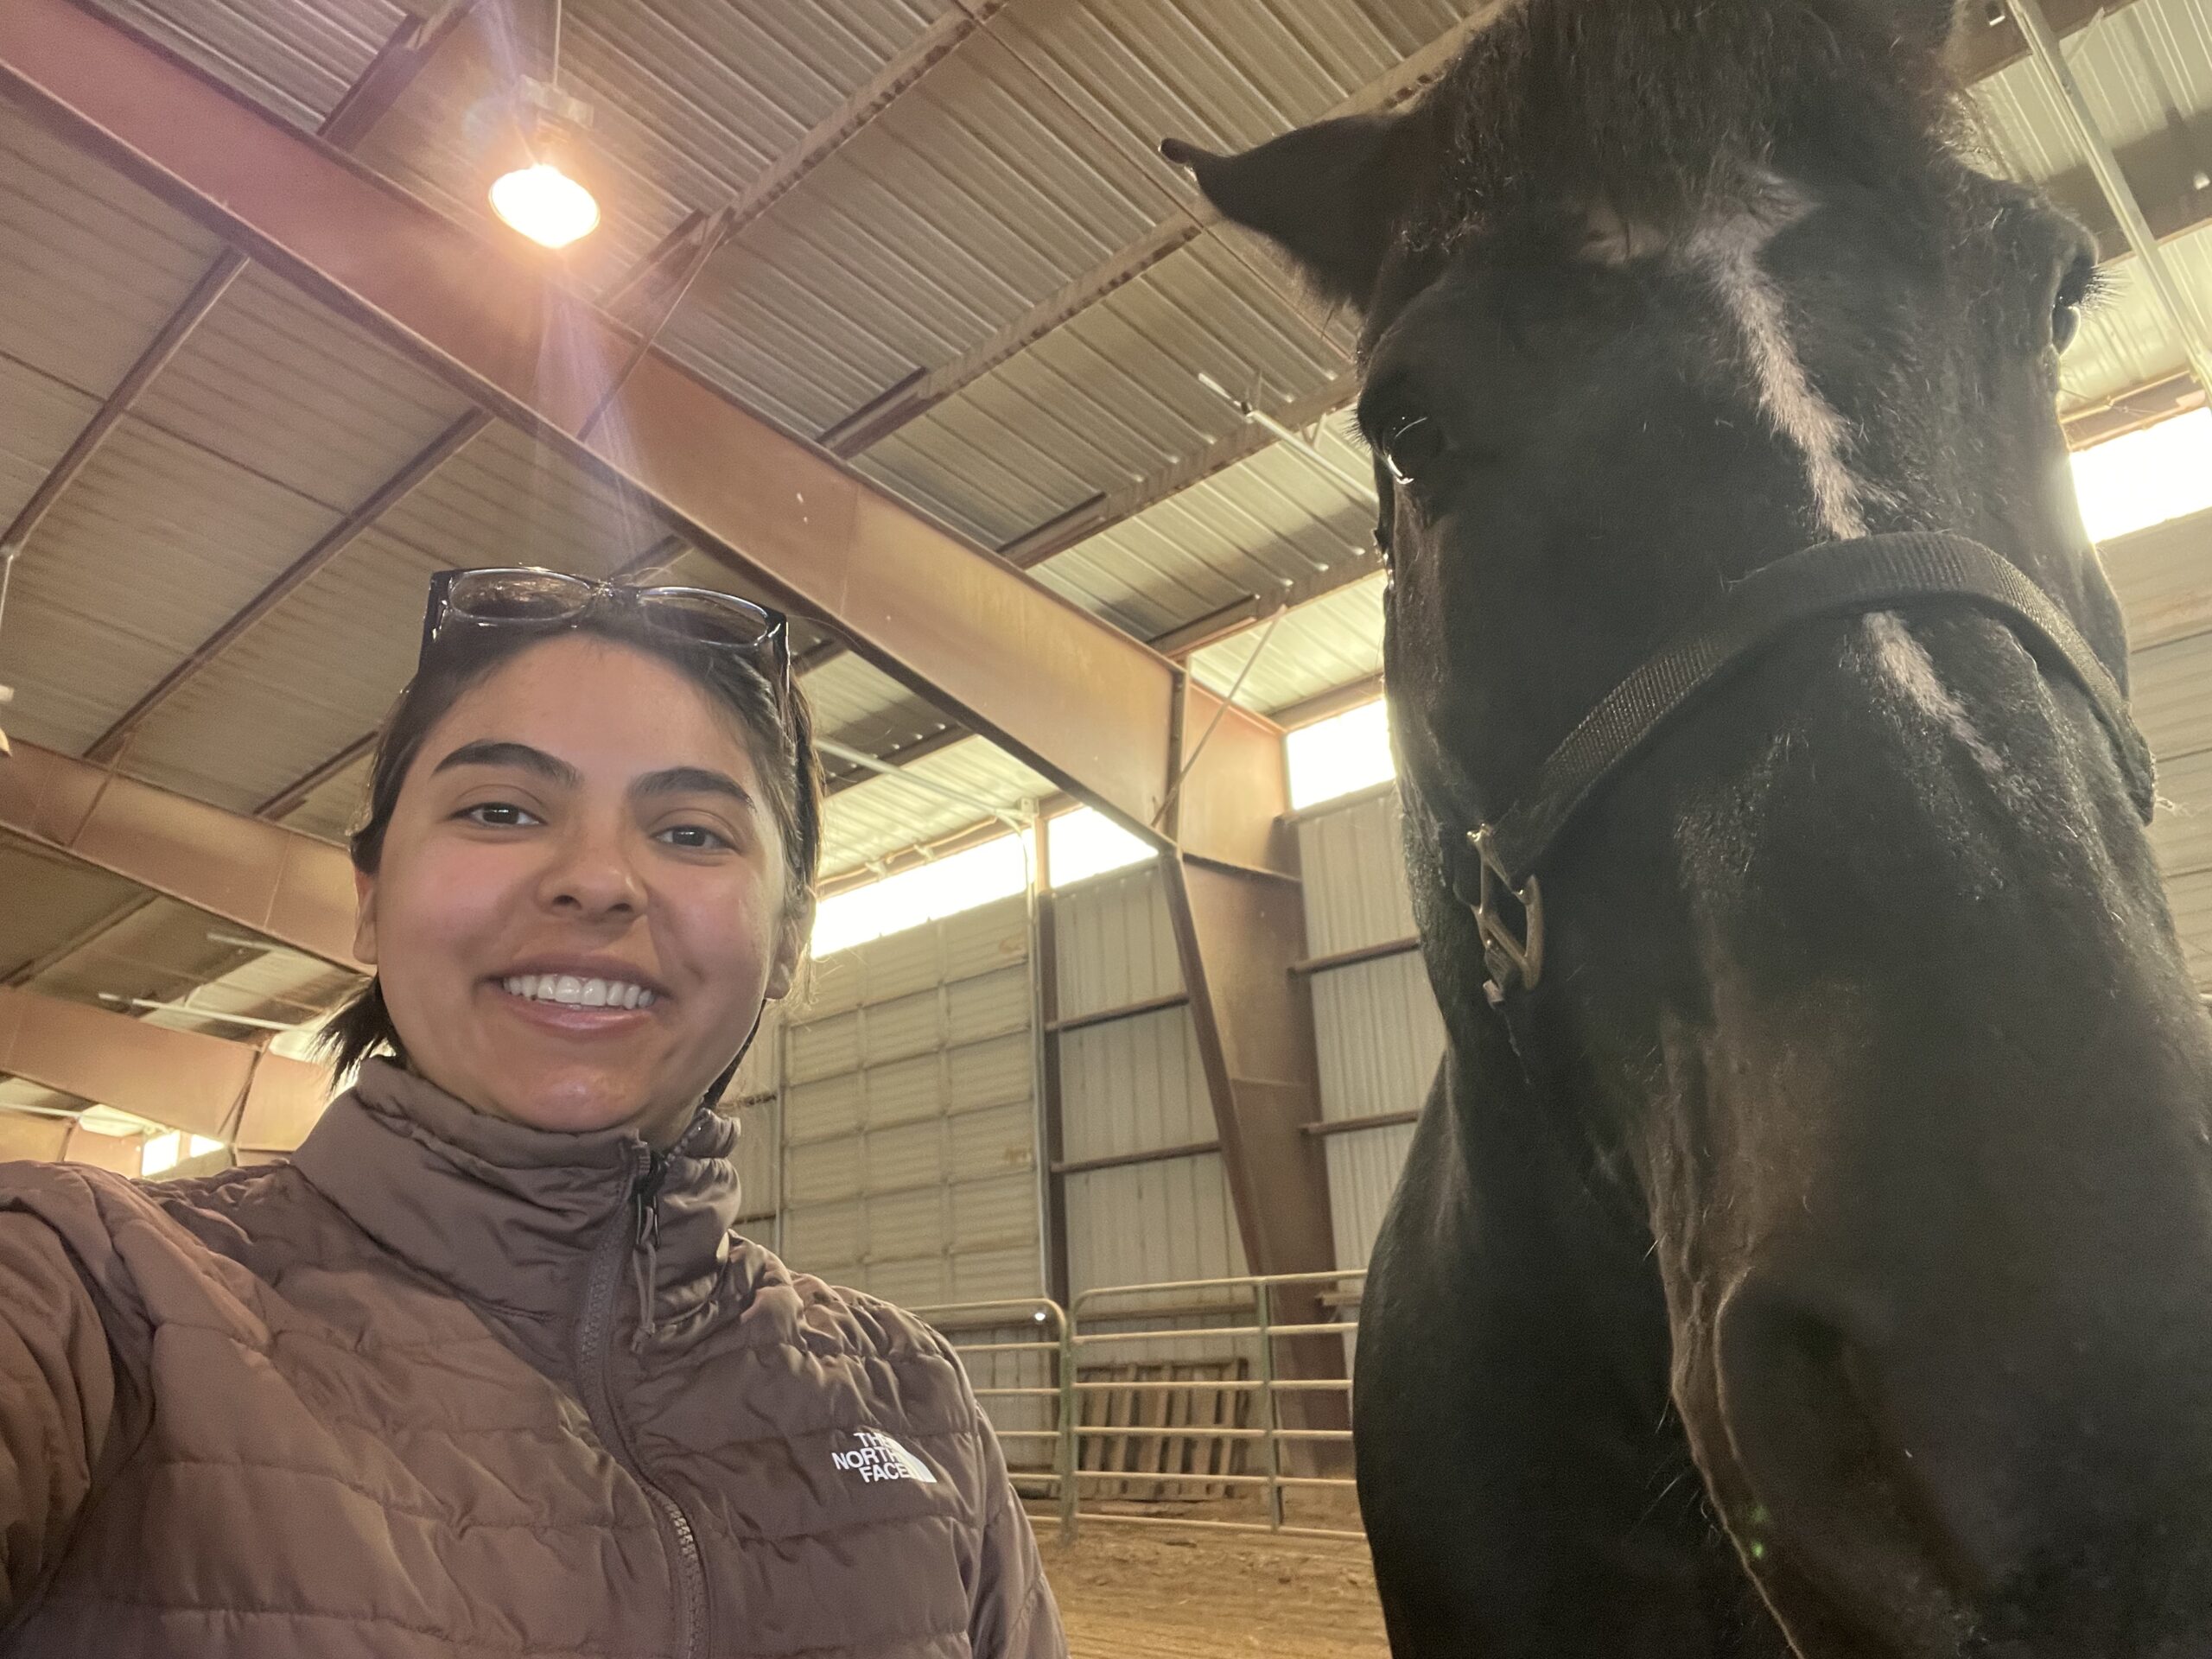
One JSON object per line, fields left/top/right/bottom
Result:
{"left": 577, "top": 1142, "right": 709, "bottom": 1658}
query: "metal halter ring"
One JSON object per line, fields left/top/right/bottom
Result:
{"left": 1470, "top": 825, "right": 1544, "bottom": 1003}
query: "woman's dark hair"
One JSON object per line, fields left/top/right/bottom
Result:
{"left": 318, "top": 610, "right": 822, "bottom": 1081}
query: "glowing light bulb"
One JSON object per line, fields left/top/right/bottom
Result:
{"left": 489, "top": 162, "right": 600, "bottom": 250}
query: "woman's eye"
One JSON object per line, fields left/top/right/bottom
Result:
{"left": 461, "top": 802, "right": 540, "bottom": 828}
{"left": 656, "top": 823, "right": 732, "bottom": 852}
{"left": 1380, "top": 413, "right": 1449, "bottom": 485}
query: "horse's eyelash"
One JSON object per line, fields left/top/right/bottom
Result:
{"left": 1339, "top": 410, "right": 1376, "bottom": 454}
{"left": 2061, "top": 258, "right": 2111, "bottom": 313}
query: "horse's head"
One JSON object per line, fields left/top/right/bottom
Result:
{"left": 1173, "top": 1, "right": 2212, "bottom": 1649}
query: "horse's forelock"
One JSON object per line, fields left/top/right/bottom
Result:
{"left": 1407, "top": 0, "right": 1967, "bottom": 250}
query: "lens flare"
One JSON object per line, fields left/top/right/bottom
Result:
{"left": 489, "top": 162, "right": 600, "bottom": 250}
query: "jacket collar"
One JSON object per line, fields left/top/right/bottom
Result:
{"left": 292, "top": 1058, "right": 743, "bottom": 1348}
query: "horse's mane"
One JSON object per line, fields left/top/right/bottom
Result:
{"left": 1404, "top": 0, "right": 1974, "bottom": 250}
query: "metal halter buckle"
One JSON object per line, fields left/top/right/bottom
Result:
{"left": 1470, "top": 826, "right": 1544, "bottom": 1004}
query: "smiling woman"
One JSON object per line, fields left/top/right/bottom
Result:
{"left": 0, "top": 569, "right": 1065, "bottom": 1659}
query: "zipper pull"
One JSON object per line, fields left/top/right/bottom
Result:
{"left": 629, "top": 1146, "right": 664, "bottom": 1354}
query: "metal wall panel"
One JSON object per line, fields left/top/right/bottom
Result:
{"left": 1058, "top": 1009, "right": 1212, "bottom": 1164}
{"left": 769, "top": 894, "right": 1042, "bottom": 1306}
{"left": 1050, "top": 858, "right": 1254, "bottom": 1295}
{"left": 1311, "top": 954, "right": 1446, "bottom": 1126}
{"left": 731, "top": 1097, "right": 779, "bottom": 1230}
{"left": 1052, "top": 862, "right": 1183, "bottom": 1017}
{"left": 1325, "top": 1122, "right": 1418, "bottom": 1275}
{"left": 2133, "top": 630, "right": 2212, "bottom": 762}
{"left": 1295, "top": 785, "right": 1416, "bottom": 956}
{"left": 1064, "top": 1153, "right": 1247, "bottom": 1294}
{"left": 1296, "top": 788, "right": 1443, "bottom": 1273}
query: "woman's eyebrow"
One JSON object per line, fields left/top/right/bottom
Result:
{"left": 634, "top": 766, "right": 755, "bottom": 809}
{"left": 432, "top": 740, "right": 581, "bottom": 787}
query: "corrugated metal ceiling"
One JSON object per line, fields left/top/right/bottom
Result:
{"left": 8, "top": 0, "right": 2212, "bottom": 1095}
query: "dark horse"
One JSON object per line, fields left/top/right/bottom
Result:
{"left": 1166, "top": 2, "right": 2212, "bottom": 1654}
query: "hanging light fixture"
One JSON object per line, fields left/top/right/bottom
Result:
{"left": 489, "top": 0, "right": 601, "bottom": 250}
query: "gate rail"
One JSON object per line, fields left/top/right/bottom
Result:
{"left": 918, "top": 1269, "right": 1365, "bottom": 1544}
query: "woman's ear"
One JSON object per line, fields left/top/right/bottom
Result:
{"left": 766, "top": 893, "right": 813, "bottom": 1001}
{"left": 1160, "top": 109, "right": 1427, "bottom": 311}
{"left": 353, "top": 867, "right": 379, "bottom": 966}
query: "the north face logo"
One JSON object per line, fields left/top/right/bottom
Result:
{"left": 831, "top": 1429, "right": 938, "bottom": 1484}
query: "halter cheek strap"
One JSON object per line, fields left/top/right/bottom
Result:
{"left": 1437, "top": 531, "right": 2157, "bottom": 1004}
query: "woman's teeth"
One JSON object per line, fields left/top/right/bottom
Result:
{"left": 500, "top": 974, "right": 657, "bottom": 1010}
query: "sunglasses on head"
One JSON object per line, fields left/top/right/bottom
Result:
{"left": 417, "top": 567, "right": 791, "bottom": 696}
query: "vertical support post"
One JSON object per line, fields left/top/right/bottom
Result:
{"left": 1159, "top": 671, "right": 1344, "bottom": 1427}
{"left": 1255, "top": 1278, "right": 1286, "bottom": 1531}
{"left": 1031, "top": 816, "right": 1071, "bottom": 1310}
{"left": 1055, "top": 1305, "right": 1079, "bottom": 1543}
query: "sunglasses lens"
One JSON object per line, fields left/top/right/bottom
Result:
{"left": 642, "top": 590, "right": 778, "bottom": 652}
{"left": 445, "top": 569, "right": 594, "bottom": 625}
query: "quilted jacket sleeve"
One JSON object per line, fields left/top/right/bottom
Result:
{"left": 0, "top": 1211, "right": 117, "bottom": 1623}
{"left": 967, "top": 1403, "right": 1066, "bottom": 1659}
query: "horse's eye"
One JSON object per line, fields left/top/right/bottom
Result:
{"left": 2052, "top": 297, "right": 2082, "bottom": 355}
{"left": 2052, "top": 257, "right": 2096, "bottom": 355}
{"left": 1379, "top": 413, "right": 1449, "bottom": 486}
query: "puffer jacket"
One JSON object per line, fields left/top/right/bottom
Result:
{"left": 0, "top": 1058, "right": 1064, "bottom": 1657}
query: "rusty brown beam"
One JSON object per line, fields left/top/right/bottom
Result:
{"left": 0, "top": 740, "right": 362, "bottom": 970}
{"left": 0, "top": 0, "right": 1286, "bottom": 868}
{"left": 0, "top": 3, "right": 470, "bottom": 563}
{"left": 2064, "top": 371, "right": 2205, "bottom": 448}
{"left": 0, "top": 984, "right": 328, "bottom": 1147}
{"left": 85, "top": 224, "right": 721, "bottom": 766}
{"left": 0, "top": 0, "right": 1323, "bottom": 1286}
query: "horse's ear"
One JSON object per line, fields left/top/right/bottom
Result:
{"left": 1161, "top": 113, "right": 1418, "bottom": 310}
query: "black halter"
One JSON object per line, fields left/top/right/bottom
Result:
{"left": 1438, "top": 531, "right": 2158, "bottom": 1004}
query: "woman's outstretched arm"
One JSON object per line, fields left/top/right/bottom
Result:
{"left": 0, "top": 1212, "right": 116, "bottom": 1623}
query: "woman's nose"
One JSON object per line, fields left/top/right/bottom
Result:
{"left": 536, "top": 822, "right": 645, "bottom": 918}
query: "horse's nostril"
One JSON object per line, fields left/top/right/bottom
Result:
{"left": 1712, "top": 1283, "right": 1972, "bottom": 1646}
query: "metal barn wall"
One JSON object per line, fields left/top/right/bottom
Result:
{"left": 2111, "top": 508, "right": 2212, "bottom": 988}
{"left": 1295, "top": 785, "right": 1445, "bottom": 1274}
{"left": 765, "top": 895, "right": 1045, "bottom": 1308}
{"left": 727, "top": 1000, "right": 784, "bottom": 1238}
{"left": 1052, "top": 861, "right": 1249, "bottom": 1294}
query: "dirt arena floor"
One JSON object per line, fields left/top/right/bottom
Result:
{"left": 1038, "top": 1521, "right": 1389, "bottom": 1658}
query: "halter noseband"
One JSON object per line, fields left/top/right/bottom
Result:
{"left": 1438, "top": 531, "right": 2158, "bottom": 1004}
